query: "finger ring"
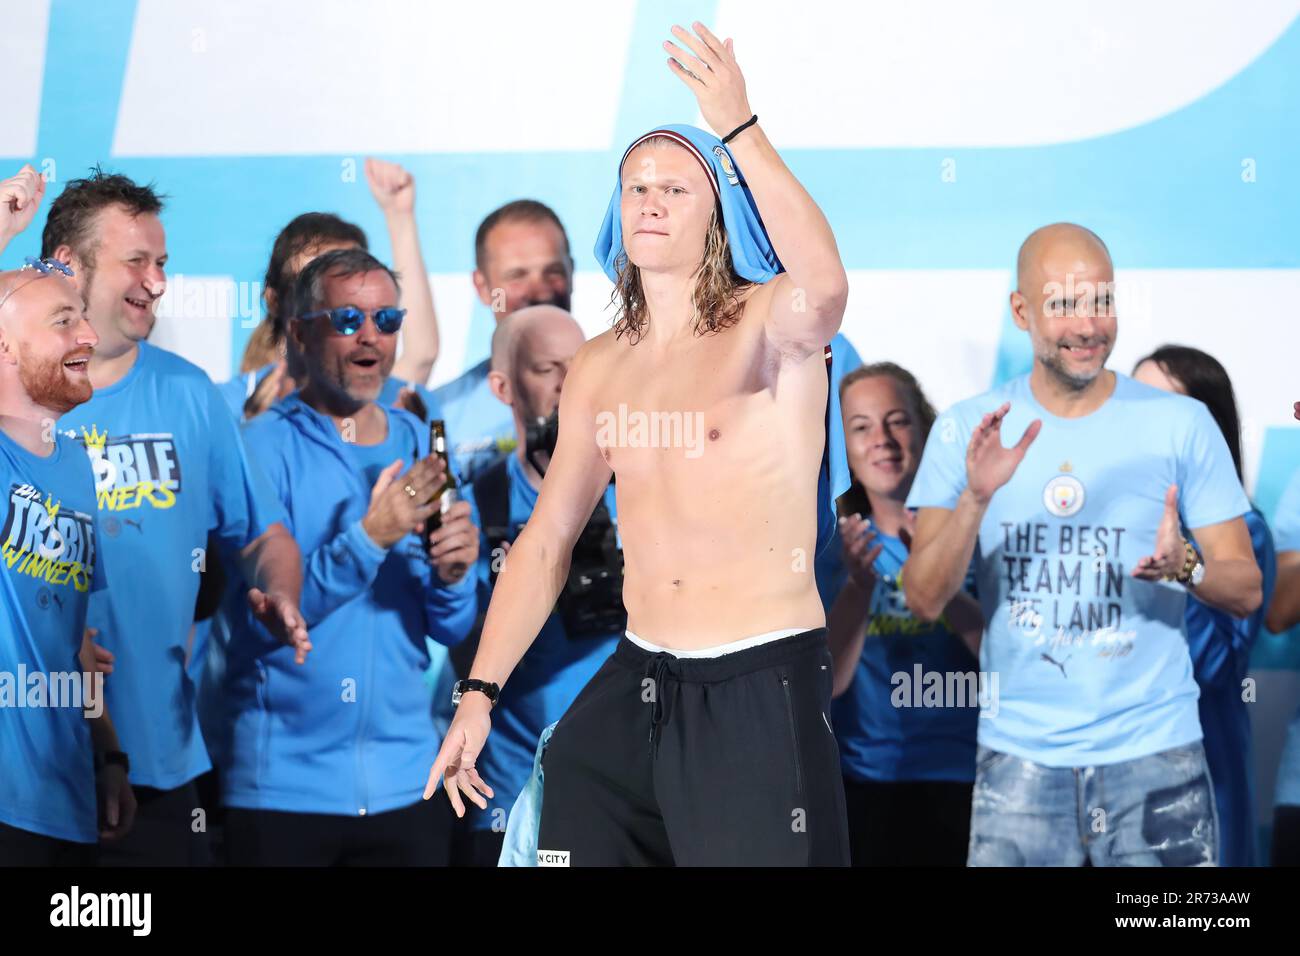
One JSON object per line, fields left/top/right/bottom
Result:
{"left": 403, "top": 484, "right": 417, "bottom": 498}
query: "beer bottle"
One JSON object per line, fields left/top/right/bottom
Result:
{"left": 426, "top": 420, "right": 459, "bottom": 541}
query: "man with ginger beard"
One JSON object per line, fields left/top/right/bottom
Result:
{"left": 41, "top": 168, "right": 309, "bottom": 866}
{"left": 903, "top": 222, "right": 1263, "bottom": 866}
{"left": 0, "top": 250, "right": 136, "bottom": 864}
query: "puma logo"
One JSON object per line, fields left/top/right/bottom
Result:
{"left": 1040, "top": 652, "right": 1071, "bottom": 678}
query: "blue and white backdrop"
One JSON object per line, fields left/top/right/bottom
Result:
{"left": 3, "top": 0, "right": 1298, "bottom": 848}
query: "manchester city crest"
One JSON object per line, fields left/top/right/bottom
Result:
{"left": 1043, "top": 463, "right": 1085, "bottom": 518}
{"left": 713, "top": 145, "right": 740, "bottom": 186}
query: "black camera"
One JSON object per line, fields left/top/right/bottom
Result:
{"left": 526, "top": 410, "right": 626, "bottom": 640}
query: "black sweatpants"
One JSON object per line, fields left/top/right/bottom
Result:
{"left": 223, "top": 797, "right": 452, "bottom": 866}
{"left": 0, "top": 821, "right": 97, "bottom": 866}
{"left": 538, "top": 628, "right": 850, "bottom": 866}
{"left": 843, "top": 776, "right": 973, "bottom": 866}
{"left": 98, "top": 780, "right": 211, "bottom": 867}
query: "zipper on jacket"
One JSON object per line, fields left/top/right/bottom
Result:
{"left": 354, "top": 626, "right": 376, "bottom": 815}
{"left": 256, "top": 661, "right": 272, "bottom": 787}
{"left": 780, "top": 674, "right": 804, "bottom": 796}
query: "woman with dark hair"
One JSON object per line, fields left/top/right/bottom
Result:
{"left": 1134, "top": 345, "right": 1278, "bottom": 867}
{"left": 827, "top": 362, "right": 984, "bottom": 866}
{"left": 218, "top": 159, "right": 442, "bottom": 421}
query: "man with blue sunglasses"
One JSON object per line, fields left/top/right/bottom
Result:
{"left": 219, "top": 248, "right": 479, "bottom": 865}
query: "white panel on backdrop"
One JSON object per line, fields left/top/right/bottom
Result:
{"left": 112, "top": 0, "right": 637, "bottom": 156}
{"left": 424, "top": 273, "right": 482, "bottom": 388}
{"left": 838, "top": 269, "right": 1004, "bottom": 413}
{"left": 0, "top": 0, "right": 50, "bottom": 158}
{"left": 570, "top": 270, "right": 619, "bottom": 343}
{"left": 713, "top": 0, "right": 1300, "bottom": 147}
{"left": 150, "top": 275, "right": 234, "bottom": 381}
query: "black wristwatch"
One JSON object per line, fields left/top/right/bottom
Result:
{"left": 94, "top": 750, "right": 130, "bottom": 775}
{"left": 452, "top": 678, "right": 500, "bottom": 708}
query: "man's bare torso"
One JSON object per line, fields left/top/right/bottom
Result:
{"left": 575, "top": 286, "right": 829, "bottom": 649}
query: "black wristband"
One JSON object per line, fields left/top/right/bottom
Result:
{"left": 722, "top": 114, "right": 758, "bottom": 145}
{"left": 452, "top": 678, "right": 500, "bottom": 707}
{"left": 95, "top": 750, "right": 129, "bottom": 774}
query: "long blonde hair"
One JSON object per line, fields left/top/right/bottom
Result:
{"left": 610, "top": 138, "right": 753, "bottom": 343}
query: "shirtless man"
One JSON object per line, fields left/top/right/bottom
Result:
{"left": 425, "top": 23, "right": 851, "bottom": 866}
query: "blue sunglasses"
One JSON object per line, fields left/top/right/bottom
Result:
{"left": 23, "top": 256, "right": 75, "bottom": 277}
{"left": 0, "top": 257, "right": 77, "bottom": 310}
{"left": 299, "top": 305, "right": 406, "bottom": 336}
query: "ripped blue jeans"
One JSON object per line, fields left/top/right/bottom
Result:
{"left": 968, "top": 742, "right": 1218, "bottom": 867}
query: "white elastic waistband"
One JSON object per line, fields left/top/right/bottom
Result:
{"left": 624, "top": 627, "right": 808, "bottom": 659}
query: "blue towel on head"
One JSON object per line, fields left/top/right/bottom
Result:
{"left": 594, "top": 123, "right": 783, "bottom": 283}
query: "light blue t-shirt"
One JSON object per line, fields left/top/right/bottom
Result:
{"left": 342, "top": 413, "right": 414, "bottom": 488}
{"left": 0, "top": 429, "right": 105, "bottom": 842}
{"left": 58, "top": 342, "right": 286, "bottom": 790}
{"left": 906, "top": 372, "right": 1250, "bottom": 767}
{"left": 829, "top": 522, "right": 980, "bottom": 783}
{"left": 430, "top": 359, "right": 516, "bottom": 485}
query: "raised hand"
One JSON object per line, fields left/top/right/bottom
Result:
{"left": 965, "top": 403, "right": 1041, "bottom": 504}
{"left": 365, "top": 158, "right": 416, "bottom": 217}
{"left": 0, "top": 164, "right": 46, "bottom": 253}
{"left": 1132, "top": 484, "right": 1188, "bottom": 581}
{"left": 663, "top": 22, "right": 754, "bottom": 138}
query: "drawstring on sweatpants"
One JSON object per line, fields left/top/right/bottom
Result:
{"left": 646, "top": 652, "right": 673, "bottom": 757}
